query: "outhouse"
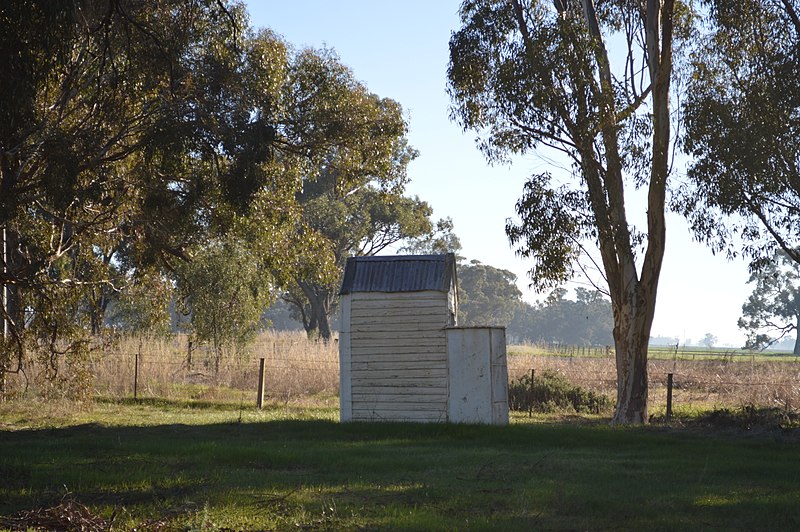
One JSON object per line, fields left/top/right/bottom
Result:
{"left": 338, "top": 253, "right": 508, "bottom": 424}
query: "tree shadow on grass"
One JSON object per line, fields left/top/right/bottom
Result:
{"left": 1, "top": 419, "right": 800, "bottom": 529}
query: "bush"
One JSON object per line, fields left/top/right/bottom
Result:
{"left": 508, "top": 370, "right": 612, "bottom": 414}
{"left": 699, "top": 404, "right": 800, "bottom": 431}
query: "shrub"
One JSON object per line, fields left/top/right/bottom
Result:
{"left": 699, "top": 404, "right": 800, "bottom": 431}
{"left": 508, "top": 370, "right": 612, "bottom": 414}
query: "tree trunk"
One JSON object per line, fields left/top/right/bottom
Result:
{"left": 314, "top": 305, "right": 332, "bottom": 341}
{"left": 305, "top": 312, "right": 318, "bottom": 339}
{"left": 569, "top": 1, "right": 670, "bottom": 425}
{"left": 0, "top": 226, "right": 6, "bottom": 395}
{"left": 0, "top": 226, "right": 25, "bottom": 394}
{"left": 298, "top": 281, "right": 334, "bottom": 342}
{"left": 90, "top": 289, "right": 110, "bottom": 336}
{"left": 306, "top": 289, "right": 332, "bottom": 341}
{"left": 212, "top": 317, "right": 220, "bottom": 374}
{"left": 609, "top": 1, "right": 672, "bottom": 424}
{"left": 611, "top": 283, "right": 654, "bottom": 424}
{"left": 793, "top": 328, "right": 800, "bottom": 355}
{"left": 90, "top": 253, "right": 114, "bottom": 336}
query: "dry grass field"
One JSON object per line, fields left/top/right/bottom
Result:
{"left": 4, "top": 332, "right": 799, "bottom": 415}
{"left": 507, "top": 350, "right": 800, "bottom": 417}
{"left": 2, "top": 331, "right": 339, "bottom": 408}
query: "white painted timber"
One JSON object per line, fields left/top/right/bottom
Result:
{"left": 351, "top": 377, "right": 447, "bottom": 388}
{"left": 352, "top": 361, "right": 448, "bottom": 371}
{"left": 338, "top": 256, "right": 465, "bottom": 423}
{"left": 352, "top": 411, "right": 446, "bottom": 423}
{"left": 339, "top": 295, "right": 352, "bottom": 421}
{"left": 446, "top": 327, "right": 509, "bottom": 425}
{"left": 342, "top": 289, "right": 507, "bottom": 424}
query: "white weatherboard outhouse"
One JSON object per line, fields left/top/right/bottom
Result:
{"left": 338, "top": 254, "right": 508, "bottom": 424}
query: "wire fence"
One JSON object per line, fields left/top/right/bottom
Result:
{"left": 7, "top": 334, "right": 800, "bottom": 414}
{"left": 514, "top": 342, "right": 800, "bottom": 362}
{"left": 507, "top": 353, "right": 800, "bottom": 414}
{"left": 21, "top": 332, "right": 342, "bottom": 405}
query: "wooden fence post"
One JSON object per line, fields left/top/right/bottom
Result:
{"left": 134, "top": 341, "right": 140, "bottom": 401}
{"left": 257, "top": 358, "right": 266, "bottom": 409}
{"left": 666, "top": 373, "right": 674, "bottom": 422}
{"left": 528, "top": 368, "right": 535, "bottom": 418}
{"left": 187, "top": 338, "right": 193, "bottom": 371}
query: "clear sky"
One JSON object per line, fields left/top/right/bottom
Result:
{"left": 245, "top": 1, "right": 754, "bottom": 347}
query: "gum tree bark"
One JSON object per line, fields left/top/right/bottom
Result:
{"left": 448, "top": 0, "right": 678, "bottom": 423}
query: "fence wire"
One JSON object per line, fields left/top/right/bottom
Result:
{"left": 508, "top": 353, "right": 800, "bottom": 412}
{"left": 7, "top": 335, "right": 800, "bottom": 412}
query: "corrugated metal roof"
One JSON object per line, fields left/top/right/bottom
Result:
{"left": 339, "top": 254, "right": 457, "bottom": 294}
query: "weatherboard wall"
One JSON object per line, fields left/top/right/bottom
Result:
{"left": 339, "top": 290, "right": 451, "bottom": 422}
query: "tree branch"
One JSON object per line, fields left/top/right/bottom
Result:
{"left": 779, "top": 0, "right": 800, "bottom": 34}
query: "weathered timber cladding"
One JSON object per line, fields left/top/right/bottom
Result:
{"left": 338, "top": 253, "right": 513, "bottom": 425}
{"left": 347, "top": 290, "right": 449, "bottom": 422}
{"left": 446, "top": 327, "right": 509, "bottom": 425}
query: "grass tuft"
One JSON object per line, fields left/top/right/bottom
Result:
{"left": 698, "top": 404, "right": 800, "bottom": 431}
{"left": 508, "top": 369, "right": 612, "bottom": 414}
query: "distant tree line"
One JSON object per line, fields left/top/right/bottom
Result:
{"left": 264, "top": 253, "right": 615, "bottom": 347}
{"left": 453, "top": 260, "right": 613, "bottom": 346}
{"left": 509, "top": 288, "right": 614, "bottom": 346}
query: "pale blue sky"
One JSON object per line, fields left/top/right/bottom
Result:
{"left": 246, "top": 1, "right": 753, "bottom": 346}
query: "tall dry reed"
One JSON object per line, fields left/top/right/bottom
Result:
{"left": 3, "top": 331, "right": 339, "bottom": 405}
{"left": 508, "top": 351, "right": 800, "bottom": 413}
{"left": 6, "top": 333, "right": 799, "bottom": 414}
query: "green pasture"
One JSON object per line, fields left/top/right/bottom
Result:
{"left": 1, "top": 399, "right": 799, "bottom": 530}
{"left": 508, "top": 343, "right": 799, "bottom": 362}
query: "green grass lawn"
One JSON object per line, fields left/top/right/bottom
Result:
{"left": 508, "top": 343, "right": 800, "bottom": 362}
{"left": 1, "top": 399, "right": 799, "bottom": 530}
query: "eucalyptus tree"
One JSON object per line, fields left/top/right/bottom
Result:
{"left": 283, "top": 184, "right": 434, "bottom": 341}
{"left": 0, "top": 0, "right": 261, "bottom": 389}
{"left": 457, "top": 261, "right": 522, "bottom": 326}
{"left": 277, "top": 49, "right": 434, "bottom": 341}
{"left": 738, "top": 250, "right": 800, "bottom": 355}
{"left": 0, "top": 1, "right": 341, "bottom": 390}
{"left": 681, "top": 0, "right": 800, "bottom": 267}
{"left": 448, "top": 0, "right": 690, "bottom": 423}
{"left": 176, "top": 238, "right": 273, "bottom": 366}
{"left": 400, "top": 217, "right": 463, "bottom": 258}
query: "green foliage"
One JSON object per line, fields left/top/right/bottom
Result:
{"left": 738, "top": 250, "right": 800, "bottom": 354}
{"left": 447, "top": 1, "right": 596, "bottom": 289}
{"left": 508, "top": 369, "right": 612, "bottom": 414}
{"left": 457, "top": 260, "right": 522, "bottom": 326}
{"left": 448, "top": 0, "right": 685, "bottom": 422}
{"left": 284, "top": 184, "right": 435, "bottom": 340}
{"left": 105, "top": 269, "right": 174, "bottom": 337}
{"left": 0, "top": 0, "right": 270, "bottom": 388}
{"left": 176, "top": 238, "right": 275, "bottom": 349}
{"left": 1, "top": 1, "right": 432, "bottom": 391}
{"left": 279, "top": 73, "right": 434, "bottom": 339}
{"left": 680, "top": 0, "right": 800, "bottom": 265}
{"left": 505, "top": 174, "right": 587, "bottom": 291}
{"left": 400, "top": 217, "right": 463, "bottom": 258}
